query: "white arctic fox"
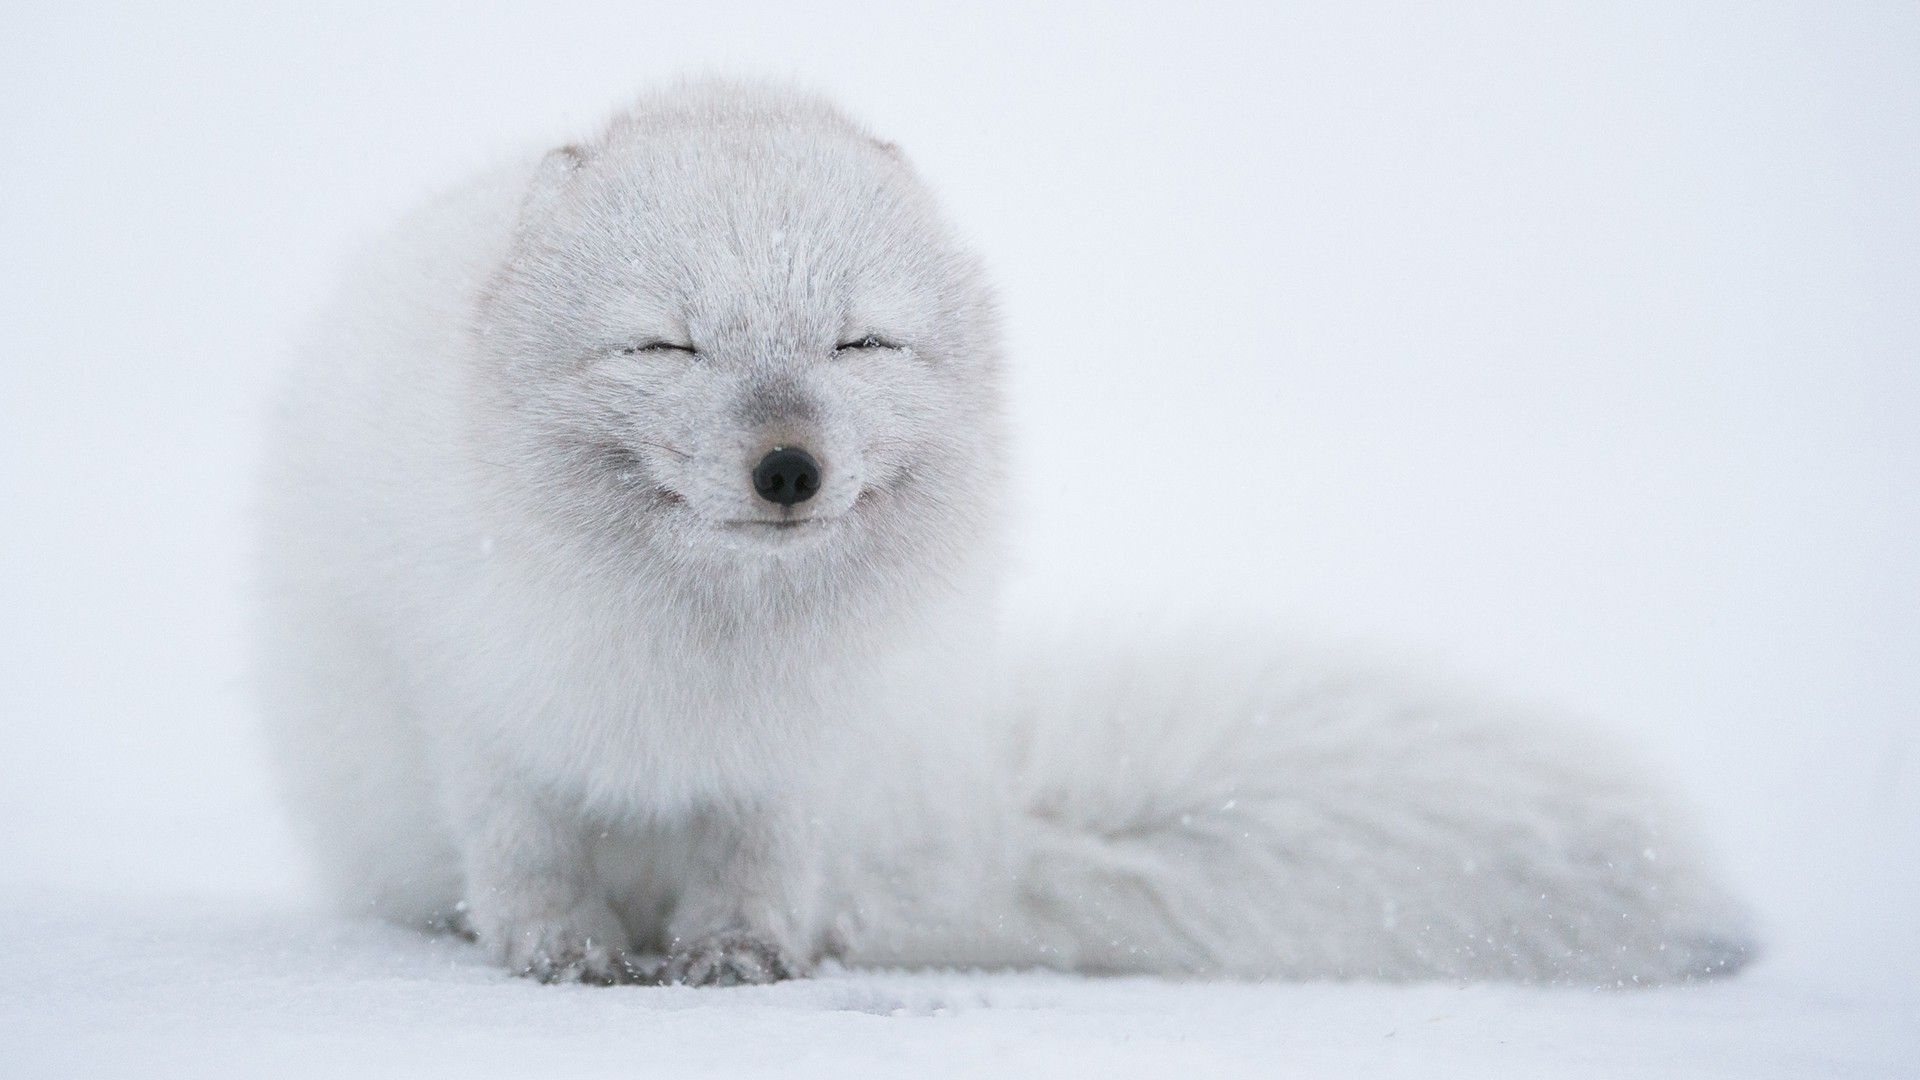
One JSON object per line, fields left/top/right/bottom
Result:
{"left": 258, "top": 81, "right": 1753, "bottom": 987}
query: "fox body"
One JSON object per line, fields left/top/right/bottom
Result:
{"left": 258, "top": 83, "right": 1752, "bottom": 985}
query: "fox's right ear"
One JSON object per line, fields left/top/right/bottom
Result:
{"left": 520, "top": 143, "right": 591, "bottom": 221}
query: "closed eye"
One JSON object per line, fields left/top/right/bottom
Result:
{"left": 622, "top": 340, "right": 698, "bottom": 356}
{"left": 834, "top": 335, "right": 903, "bottom": 353}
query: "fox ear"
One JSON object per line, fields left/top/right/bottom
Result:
{"left": 544, "top": 142, "right": 591, "bottom": 173}
{"left": 522, "top": 143, "right": 591, "bottom": 218}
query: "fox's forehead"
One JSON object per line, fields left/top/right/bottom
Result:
{"left": 538, "top": 137, "right": 955, "bottom": 345}
{"left": 580, "top": 119, "right": 911, "bottom": 230}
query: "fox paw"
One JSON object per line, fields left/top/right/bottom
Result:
{"left": 476, "top": 903, "right": 644, "bottom": 985}
{"left": 660, "top": 932, "right": 801, "bottom": 987}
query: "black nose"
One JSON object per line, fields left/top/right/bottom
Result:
{"left": 752, "top": 447, "right": 821, "bottom": 506}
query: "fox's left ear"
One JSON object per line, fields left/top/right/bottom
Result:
{"left": 532, "top": 143, "right": 591, "bottom": 190}
{"left": 520, "top": 143, "right": 591, "bottom": 222}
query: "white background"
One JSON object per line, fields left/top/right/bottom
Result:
{"left": 1, "top": 2, "right": 1914, "bottom": 1075}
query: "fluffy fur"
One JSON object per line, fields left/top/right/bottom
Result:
{"left": 256, "top": 81, "right": 1753, "bottom": 986}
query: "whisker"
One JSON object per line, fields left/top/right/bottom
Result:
{"left": 633, "top": 440, "right": 692, "bottom": 461}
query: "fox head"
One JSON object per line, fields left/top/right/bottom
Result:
{"left": 470, "top": 84, "right": 1004, "bottom": 628}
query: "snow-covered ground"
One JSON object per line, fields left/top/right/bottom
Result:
{"left": 2, "top": 3, "right": 1915, "bottom": 1076}
{"left": 6, "top": 890, "right": 1912, "bottom": 1080}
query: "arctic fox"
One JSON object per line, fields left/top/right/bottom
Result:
{"left": 257, "top": 81, "right": 1753, "bottom": 986}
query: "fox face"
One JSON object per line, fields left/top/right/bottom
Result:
{"left": 468, "top": 95, "right": 1003, "bottom": 619}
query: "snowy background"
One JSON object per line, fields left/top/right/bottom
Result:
{"left": 1, "top": 2, "right": 1914, "bottom": 1076}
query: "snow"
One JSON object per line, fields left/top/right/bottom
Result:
{"left": 2, "top": 2, "right": 1916, "bottom": 1076}
{"left": 5, "top": 890, "right": 1911, "bottom": 1080}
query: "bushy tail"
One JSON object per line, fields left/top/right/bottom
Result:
{"left": 835, "top": 631, "right": 1755, "bottom": 985}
